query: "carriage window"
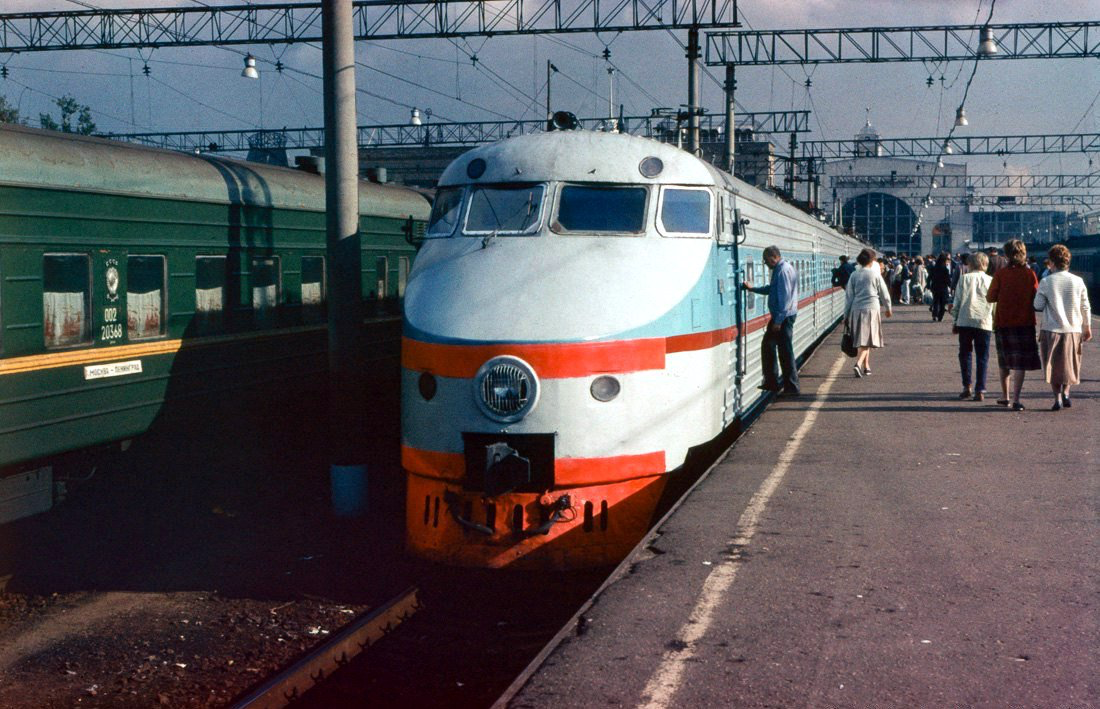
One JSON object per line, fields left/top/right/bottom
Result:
{"left": 375, "top": 256, "right": 388, "bottom": 300}
{"left": 251, "top": 256, "right": 280, "bottom": 329}
{"left": 463, "top": 184, "right": 545, "bottom": 235}
{"left": 195, "top": 256, "right": 226, "bottom": 334}
{"left": 427, "top": 187, "right": 463, "bottom": 238}
{"left": 398, "top": 256, "right": 410, "bottom": 298}
{"left": 301, "top": 256, "right": 325, "bottom": 323}
{"left": 43, "top": 254, "right": 91, "bottom": 348}
{"left": 127, "top": 255, "right": 166, "bottom": 340}
{"left": 659, "top": 188, "right": 712, "bottom": 236}
{"left": 555, "top": 185, "right": 647, "bottom": 234}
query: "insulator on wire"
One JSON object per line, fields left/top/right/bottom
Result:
{"left": 142, "top": 64, "right": 151, "bottom": 76}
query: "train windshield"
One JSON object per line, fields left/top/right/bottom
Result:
{"left": 463, "top": 184, "right": 545, "bottom": 236}
{"left": 658, "top": 187, "right": 712, "bottom": 237}
{"left": 554, "top": 185, "right": 648, "bottom": 234}
{"left": 426, "top": 187, "right": 464, "bottom": 238}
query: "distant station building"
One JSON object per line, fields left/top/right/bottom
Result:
{"left": 820, "top": 119, "right": 971, "bottom": 256}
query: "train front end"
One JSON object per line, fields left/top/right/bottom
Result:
{"left": 402, "top": 130, "right": 725, "bottom": 568}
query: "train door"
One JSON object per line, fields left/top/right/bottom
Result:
{"left": 92, "top": 250, "right": 126, "bottom": 347}
{"left": 719, "top": 192, "right": 743, "bottom": 427}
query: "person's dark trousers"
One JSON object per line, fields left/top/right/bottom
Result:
{"left": 957, "top": 327, "right": 991, "bottom": 392}
{"left": 761, "top": 315, "right": 799, "bottom": 393}
{"left": 932, "top": 289, "right": 949, "bottom": 321}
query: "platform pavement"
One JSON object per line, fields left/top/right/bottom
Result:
{"left": 503, "top": 306, "right": 1099, "bottom": 709}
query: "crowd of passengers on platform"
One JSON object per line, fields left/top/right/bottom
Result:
{"left": 832, "top": 242, "right": 1092, "bottom": 412}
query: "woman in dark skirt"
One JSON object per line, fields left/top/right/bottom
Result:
{"left": 986, "top": 239, "right": 1041, "bottom": 410}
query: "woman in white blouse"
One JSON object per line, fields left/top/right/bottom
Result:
{"left": 1033, "top": 244, "right": 1093, "bottom": 410}
{"left": 951, "top": 252, "right": 994, "bottom": 401}
{"left": 844, "top": 247, "right": 893, "bottom": 377}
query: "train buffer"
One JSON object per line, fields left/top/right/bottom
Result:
{"left": 499, "top": 307, "right": 1099, "bottom": 708}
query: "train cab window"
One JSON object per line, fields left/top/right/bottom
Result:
{"left": 658, "top": 187, "right": 712, "bottom": 237}
{"left": 463, "top": 184, "right": 545, "bottom": 236}
{"left": 127, "top": 255, "right": 166, "bottom": 340}
{"left": 251, "top": 256, "right": 281, "bottom": 329}
{"left": 744, "top": 261, "right": 757, "bottom": 311}
{"left": 301, "top": 256, "right": 326, "bottom": 323}
{"left": 375, "top": 256, "right": 388, "bottom": 300}
{"left": 195, "top": 256, "right": 227, "bottom": 333}
{"left": 427, "top": 187, "right": 463, "bottom": 238}
{"left": 43, "top": 253, "right": 91, "bottom": 349}
{"left": 554, "top": 185, "right": 647, "bottom": 234}
{"left": 398, "top": 257, "right": 410, "bottom": 298}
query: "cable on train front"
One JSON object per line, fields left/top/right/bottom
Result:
{"left": 401, "top": 128, "right": 735, "bottom": 569}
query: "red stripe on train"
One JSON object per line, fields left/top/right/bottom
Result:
{"left": 403, "top": 287, "right": 844, "bottom": 377}
{"left": 402, "top": 445, "right": 666, "bottom": 485}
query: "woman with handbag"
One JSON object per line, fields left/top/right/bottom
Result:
{"left": 951, "top": 252, "right": 994, "bottom": 401}
{"left": 844, "top": 247, "right": 893, "bottom": 377}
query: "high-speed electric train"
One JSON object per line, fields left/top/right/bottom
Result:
{"left": 401, "top": 126, "right": 863, "bottom": 568}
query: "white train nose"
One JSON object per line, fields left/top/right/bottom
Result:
{"left": 404, "top": 237, "right": 711, "bottom": 343}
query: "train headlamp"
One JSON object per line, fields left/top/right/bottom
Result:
{"left": 474, "top": 356, "right": 539, "bottom": 422}
{"left": 590, "top": 376, "right": 621, "bottom": 402}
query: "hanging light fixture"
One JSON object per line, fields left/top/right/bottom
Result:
{"left": 410, "top": 108, "right": 422, "bottom": 126}
{"left": 954, "top": 106, "right": 968, "bottom": 127}
{"left": 931, "top": 180, "right": 938, "bottom": 189}
{"left": 241, "top": 54, "right": 259, "bottom": 79}
{"left": 943, "top": 140, "right": 954, "bottom": 155}
{"left": 937, "top": 157, "right": 945, "bottom": 168}
{"left": 978, "top": 27, "right": 999, "bottom": 56}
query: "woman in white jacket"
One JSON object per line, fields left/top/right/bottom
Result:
{"left": 952, "top": 252, "right": 994, "bottom": 401}
{"left": 1033, "top": 244, "right": 1093, "bottom": 410}
{"left": 844, "top": 247, "right": 893, "bottom": 377}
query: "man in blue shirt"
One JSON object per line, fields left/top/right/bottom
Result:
{"left": 742, "top": 245, "right": 799, "bottom": 395}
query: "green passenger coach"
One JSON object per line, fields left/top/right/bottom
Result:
{"left": 0, "top": 124, "right": 429, "bottom": 521}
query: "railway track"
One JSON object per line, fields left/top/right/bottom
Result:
{"left": 232, "top": 587, "right": 421, "bottom": 708}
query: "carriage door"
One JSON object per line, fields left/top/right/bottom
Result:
{"left": 719, "top": 192, "right": 742, "bottom": 427}
{"left": 93, "top": 250, "right": 126, "bottom": 346}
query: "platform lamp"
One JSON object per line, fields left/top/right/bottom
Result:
{"left": 954, "top": 107, "right": 968, "bottom": 127}
{"left": 241, "top": 54, "right": 259, "bottom": 79}
{"left": 978, "top": 28, "right": 999, "bottom": 56}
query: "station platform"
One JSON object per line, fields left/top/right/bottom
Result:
{"left": 501, "top": 307, "right": 1099, "bottom": 708}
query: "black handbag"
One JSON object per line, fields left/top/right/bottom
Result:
{"left": 841, "top": 323, "right": 858, "bottom": 357}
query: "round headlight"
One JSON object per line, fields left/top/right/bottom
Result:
{"left": 590, "top": 376, "right": 621, "bottom": 402}
{"left": 418, "top": 372, "right": 437, "bottom": 401}
{"left": 639, "top": 156, "right": 664, "bottom": 178}
{"left": 467, "top": 158, "right": 487, "bottom": 179}
{"left": 474, "top": 356, "right": 539, "bottom": 422}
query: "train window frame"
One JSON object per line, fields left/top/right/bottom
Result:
{"left": 195, "top": 255, "right": 228, "bottom": 334}
{"left": 550, "top": 183, "right": 650, "bottom": 236}
{"left": 426, "top": 186, "right": 465, "bottom": 238}
{"left": 375, "top": 255, "right": 389, "bottom": 300}
{"left": 462, "top": 183, "right": 547, "bottom": 237}
{"left": 656, "top": 186, "right": 713, "bottom": 239}
{"left": 398, "top": 256, "right": 410, "bottom": 298}
{"left": 250, "top": 256, "right": 281, "bottom": 329}
{"left": 43, "top": 253, "right": 92, "bottom": 350}
{"left": 301, "top": 255, "right": 326, "bottom": 324}
{"left": 126, "top": 254, "right": 167, "bottom": 341}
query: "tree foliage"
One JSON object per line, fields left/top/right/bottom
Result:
{"left": 0, "top": 94, "right": 20, "bottom": 124}
{"left": 39, "top": 95, "right": 96, "bottom": 135}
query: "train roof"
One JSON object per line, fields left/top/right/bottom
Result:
{"left": 0, "top": 123, "right": 429, "bottom": 218}
{"left": 438, "top": 130, "right": 728, "bottom": 188}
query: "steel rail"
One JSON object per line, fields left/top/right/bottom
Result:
{"left": 231, "top": 585, "right": 420, "bottom": 709}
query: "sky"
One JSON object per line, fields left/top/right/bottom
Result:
{"left": 1, "top": 0, "right": 1097, "bottom": 180}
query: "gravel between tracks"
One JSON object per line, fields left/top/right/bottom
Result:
{"left": 0, "top": 384, "right": 403, "bottom": 708}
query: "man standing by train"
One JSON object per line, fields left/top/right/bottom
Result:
{"left": 743, "top": 245, "right": 799, "bottom": 396}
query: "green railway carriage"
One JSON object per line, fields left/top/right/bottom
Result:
{"left": 0, "top": 124, "right": 429, "bottom": 511}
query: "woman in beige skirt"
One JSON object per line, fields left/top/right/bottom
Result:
{"left": 844, "top": 247, "right": 893, "bottom": 377}
{"left": 1033, "top": 244, "right": 1093, "bottom": 410}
